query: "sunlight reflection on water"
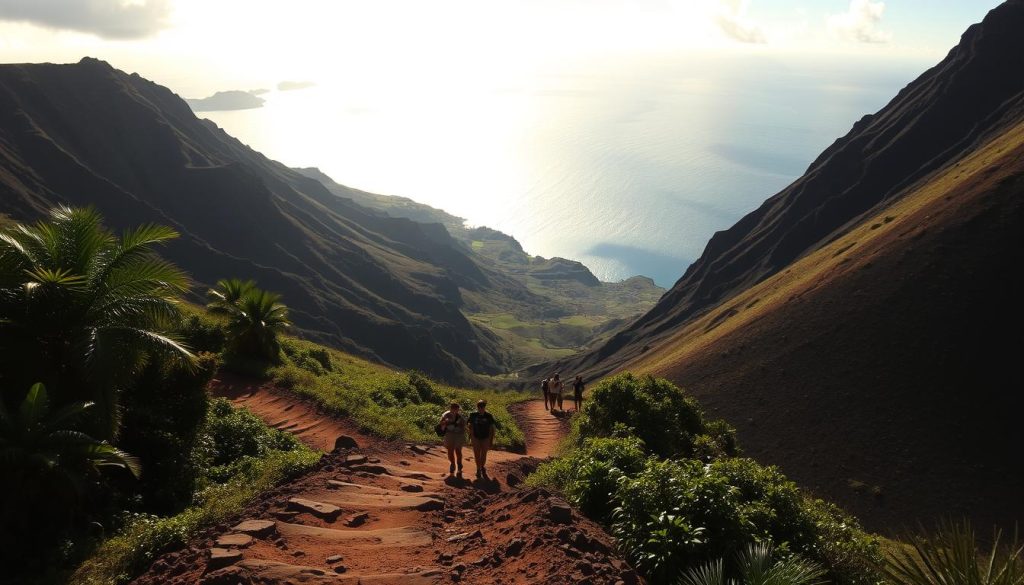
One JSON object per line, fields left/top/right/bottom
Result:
{"left": 201, "top": 55, "right": 923, "bottom": 287}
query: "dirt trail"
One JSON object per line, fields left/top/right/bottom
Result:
{"left": 134, "top": 378, "right": 636, "bottom": 584}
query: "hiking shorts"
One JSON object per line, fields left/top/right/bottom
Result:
{"left": 443, "top": 432, "right": 465, "bottom": 449}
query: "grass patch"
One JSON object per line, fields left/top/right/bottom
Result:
{"left": 70, "top": 403, "right": 321, "bottom": 585}
{"left": 270, "top": 337, "right": 529, "bottom": 450}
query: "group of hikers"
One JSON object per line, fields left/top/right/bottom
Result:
{"left": 540, "top": 372, "right": 584, "bottom": 412}
{"left": 435, "top": 373, "right": 584, "bottom": 479}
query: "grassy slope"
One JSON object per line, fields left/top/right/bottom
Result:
{"left": 266, "top": 336, "right": 530, "bottom": 450}
{"left": 616, "top": 120, "right": 1024, "bottom": 530}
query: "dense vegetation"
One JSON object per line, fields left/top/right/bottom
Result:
{"left": 531, "top": 373, "right": 882, "bottom": 585}
{"left": 0, "top": 206, "right": 531, "bottom": 584}
{"left": 0, "top": 208, "right": 322, "bottom": 584}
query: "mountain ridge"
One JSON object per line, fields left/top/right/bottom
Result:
{"left": 531, "top": 0, "right": 1024, "bottom": 530}
{"left": 545, "top": 0, "right": 1024, "bottom": 379}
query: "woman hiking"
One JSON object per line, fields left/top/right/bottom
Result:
{"left": 550, "top": 373, "right": 564, "bottom": 411}
{"left": 468, "top": 399, "right": 497, "bottom": 479}
{"left": 438, "top": 402, "right": 467, "bottom": 476}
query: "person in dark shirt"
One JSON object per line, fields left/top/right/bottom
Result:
{"left": 541, "top": 377, "right": 551, "bottom": 410}
{"left": 572, "top": 375, "right": 585, "bottom": 412}
{"left": 468, "top": 399, "right": 497, "bottom": 479}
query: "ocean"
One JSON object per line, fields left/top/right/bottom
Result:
{"left": 200, "top": 53, "right": 928, "bottom": 287}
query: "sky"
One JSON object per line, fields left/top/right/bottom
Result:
{"left": 0, "top": 1, "right": 1007, "bottom": 283}
{"left": 0, "top": 1, "right": 1004, "bottom": 98}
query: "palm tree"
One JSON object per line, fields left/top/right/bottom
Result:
{"left": 206, "top": 278, "right": 256, "bottom": 314}
{"left": 680, "top": 542, "right": 826, "bottom": 585}
{"left": 207, "top": 280, "right": 290, "bottom": 361}
{"left": 0, "top": 382, "right": 139, "bottom": 557}
{"left": 0, "top": 382, "right": 141, "bottom": 481}
{"left": 0, "top": 206, "right": 194, "bottom": 438}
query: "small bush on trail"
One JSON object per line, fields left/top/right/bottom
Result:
{"left": 575, "top": 372, "right": 736, "bottom": 459}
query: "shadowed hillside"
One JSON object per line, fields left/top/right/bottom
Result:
{"left": 550, "top": 0, "right": 1024, "bottom": 378}
{"left": 0, "top": 58, "right": 507, "bottom": 381}
{"left": 536, "top": 0, "right": 1024, "bottom": 530}
{"left": 296, "top": 168, "right": 665, "bottom": 369}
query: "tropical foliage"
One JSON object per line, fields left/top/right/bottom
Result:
{"left": 207, "top": 278, "right": 290, "bottom": 361}
{"left": 0, "top": 206, "right": 193, "bottom": 438}
{"left": 0, "top": 382, "right": 142, "bottom": 570}
{"left": 680, "top": 541, "right": 826, "bottom": 585}
{"left": 884, "top": 520, "right": 1024, "bottom": 585}
{"left": 1, "top": 382, "right": 140, "bottom": 488}
{"left": 531, "top": 374, "right": 882, "bottom": 585}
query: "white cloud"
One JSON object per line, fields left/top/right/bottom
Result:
{"left": 827, "top": 0, "right": 892, "bottom": 44}
{"left": 0, "top": 0, "right": 171, "bottom": 40}
{"left": 714, "top": 0, "right": 766, "bottom": 44}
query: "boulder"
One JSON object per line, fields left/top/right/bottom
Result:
{"left": 231, "top": 519, "right": 276, "bottom": 538}
{"left": 333, "top": 435, "right": 359, "bottom": 451}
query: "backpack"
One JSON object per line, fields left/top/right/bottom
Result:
{"left": 470, "top": 412, "right": 494, "bottom": 439}
{"left": 434, "top": 422, "right": 446, "bottom": 437}
{"left": 541, "top": 379, "right": 549, "bottom": 391}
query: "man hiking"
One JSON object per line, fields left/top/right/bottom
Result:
{"left": 468, "top": 399, "right": 497, "bottom": 479}
{"left": 572, "top": 375, "right": 585, "bottom": 412}
{"left": 438, "top": 402, "right": 466, "bottom": 476}
{"left": 541, "top": 377, "right": 551, "bottom": 411}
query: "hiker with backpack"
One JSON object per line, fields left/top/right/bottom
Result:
{"left": 541, "top": 377, "right": 551, "bottom": 411}
{"left": 572, "top": 375, "right": 585, "bottom": 412}
{"left": 468, "top": 399, "right": 497, "bottom": 479}
{"left": 438, "top": 402, "right": 467, "bottom": 476}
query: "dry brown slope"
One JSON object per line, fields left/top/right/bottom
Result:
{"left": 622, "top": 120, "right": 1024, "bottom": 531}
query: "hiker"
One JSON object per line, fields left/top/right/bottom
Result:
{"left": 572, "top": 375, "right": 584, "bottom": 411}
{"left": 438, "top": 402, "right": 466, "bottom": 475}
{"left": 550, "top": 373, "right": 564, "bottom": 411}
{"left": 468, "top": 399, "right": 497, "bottom": 479}
{"left": 541, "top": 377, "right": 551, "bottom": 410}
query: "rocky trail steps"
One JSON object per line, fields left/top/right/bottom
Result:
{"left": 132, "top": 377, "right": 642, "bottom": 584}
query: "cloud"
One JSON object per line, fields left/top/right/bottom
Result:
{"left": 827, "top": 0, "right": 892, "bottom": 43}
{"left": 186, "top": 90, "right": 265, "bottom": 112}
{"left": 0, "top": 0, "right": 171, "bottom": 39}
{"left": 277, "top": 81, "right": 316, "bottom": 91}
{"left": 714, "top": 0, "right": 766, "bottom": 44}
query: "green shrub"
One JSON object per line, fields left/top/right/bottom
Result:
{"left": 529, "top": 436, "right": 647, "bottom": 520}
{"left": 202, "top": 398, "right": 302, "bottom": 467}
{"left": 575, "top": 372, "right": 733, "bottom": 459}
{"left": 612, "top": 458, "right": 881, "bottom": 585}
{"left": 537, "top": 443, "right": 882, "bottom": 585}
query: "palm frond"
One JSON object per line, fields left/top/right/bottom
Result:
{"left": 680, "top": 559, "right": 726, "bottom": 585}
{"left": 18, "top": 382, "right": 50, "bottom": 428}
{"left": 885, "top": 520, "right": 1024, "bottom": 585}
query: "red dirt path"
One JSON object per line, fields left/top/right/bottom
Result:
{"left": 132, "top": 377, "right": 638, "bottom": 584}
